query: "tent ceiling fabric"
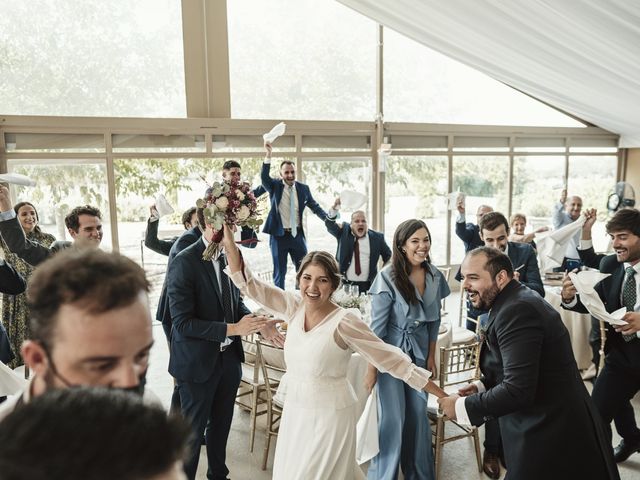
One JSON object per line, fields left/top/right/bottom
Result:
{"left": 337, "top": 0, "right": 640, "bottom": 147}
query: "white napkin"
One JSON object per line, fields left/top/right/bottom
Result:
{"left": 447, "top": 191, "right": 465, "bottom": 211}
{"left": 155, "top": 194, "right": 174, "bottom": 217}
{"left": 263, "top": 122, "right": 286, "bottom": 143}
{"left": 537, "top": 216, "right": 585, "bottom": 271}
{"left": 356, "top": 386, "right": 379, "bottom": 464}
{"left": 340, "top": 190, "right": 367, "bottom": 210}
{"left": 0, "top": 361, "right": 26, "bottom": 396}
{"left": 568, "top": 270, "right": 627, "bottom": 325}
{"left": 0, "top": 173, "right": 36, "bottom": 187}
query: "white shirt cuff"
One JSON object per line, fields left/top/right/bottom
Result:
{"left": 264, "top": 158, "right": 272, "bottom": 165}
{"left": 0, "top": 210, "right": 16, "bottom": 221}
{"left": 454, "top": 397, "right": 472, "bottom": 426}
{"left": 561, "top": 296, "right": 579, "bottom": 308}
{"left": 149, "top": 215, "right": 159, "bottom": 223}
{"left": 578, "top": 239, "right": 593, "bottom": 250}
{"left": 327, "top": 208, "right": 339, "bottom": 220}
{"left": 456, "top": 214, "right": 466, "bottom": 223}
{"left": 473, "top": 379, "right": 486, "bottom": 393}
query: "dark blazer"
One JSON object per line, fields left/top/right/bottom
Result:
{"left": 566, "top": 253, "right": 639, "bottom": 359}
{"left": 466, "top": 281, "right": 618, "bottom": 480}
{"left": 167, "top": 240, "right": 250, "bottom": 383}
{"left": 454, "top": 221, "right": 483, "bottom": 281}
{"left": 578, "top": 245, "right": 606, "bottom": 269}
{"left": 0, "top": 216, "right": 70, "bottom": 266}
{"left": 260, "top": 162, "right": 327, "bottom": 237}
{"left": 144, "top": 218, "right": 175, "bottom": 256}
{"left": 506, "top": 241, "right": 544, "bottom": 297}
{"left": 156, "top": 226, "right": 202, "bottom": 340}
{"left": 324, "top": 219, "right": 391, "bottom": 282}
{"left": 0, "top": 260, "right": 26, "bottom": 296}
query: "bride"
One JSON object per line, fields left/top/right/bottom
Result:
{"left": 222, "top": 225, "right": 446, "bottom": 479}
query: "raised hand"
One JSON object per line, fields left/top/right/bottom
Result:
{"left": 560, "top": 270, "right": 578, "bottom": 303}
{"left": 260, "top": 319, "right": 286, "bottom": 348}
{"left": 228, "top": 314, "right": 270, "bottom": 337}
{"left": 264, "top": 141, "right": 273, "bottom": 159}
{"left": 0, "top": 185, "right": 13, "bottom": 213}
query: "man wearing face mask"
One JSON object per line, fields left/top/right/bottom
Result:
{"left": 0, "top": 185, "right": 103, "bottom": 266}
{"left": 0, "top": 249, "right": 154, "bottom": 422}
{"left": 325, "top": 197, "right": 391, "bottom": 294}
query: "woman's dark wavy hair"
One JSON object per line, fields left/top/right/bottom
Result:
{"left": 14, "top": 201, "right": 44, "bottom": 236}
{"left": 391, "top": 219, "right": 433, "bottom": 305}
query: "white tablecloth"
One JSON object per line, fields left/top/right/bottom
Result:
{"left": 544, "top": 286, "right": 592, "bottom": 370}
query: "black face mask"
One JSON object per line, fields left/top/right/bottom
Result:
{"left": 40, "top": 342, "right": 147, "bottom": 397}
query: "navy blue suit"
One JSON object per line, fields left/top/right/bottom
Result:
{"left": 261, "top": 162, "right": 327, "bottom": 288}
{"left": 455, "top": 221, "right": 484, "bottom": 281}
{"left": 324, "top": 219, "right": 391, "bottom": 292}
{"left": 167, "top": 239, "right": 250, "bottom": 479}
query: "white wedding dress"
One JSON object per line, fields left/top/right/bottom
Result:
{"left": 228, "top": 266, "right": 431, "bottom": 480}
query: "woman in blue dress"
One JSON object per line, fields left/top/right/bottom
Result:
{"left": 366, "top": 219, "right": 450, "bottom": 480}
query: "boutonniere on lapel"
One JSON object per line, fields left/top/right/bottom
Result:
{"left": 196, "top": 180, "right": 264, "bottom": 261}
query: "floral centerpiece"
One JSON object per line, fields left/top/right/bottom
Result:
{"left": 196, "top": 179, "right": 263, "bottom": 260}
{"left": 333, "top": 288, "right": 371, "bottom": 320}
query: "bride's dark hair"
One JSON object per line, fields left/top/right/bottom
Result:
{"left": 296, "top": 251, "right": 342, "bottom": 292}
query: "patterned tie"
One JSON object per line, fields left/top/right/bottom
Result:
{"left": 218, "top": 255, "right": 235, "bottom": 325}
{"left": 289, "top": 185, "right": 297, "bottom": 238}
{"left": 354, "top": 237, "right": 362, "bottom": 276}
{"left": 622, "top": 266, "right": 637, "bottom": 342}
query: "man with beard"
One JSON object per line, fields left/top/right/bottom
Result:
{"left": 0, "top": 186, "right": 103, "bottom": 266}
{"left": 562, "top": 208, "right": 640, "bottom": 463}
{"left": 552, "top": 188, "right": 583, "bottom": 269}
{"left": 0, "top": 249, "right": 153, "bottom": 421}
{"left": 438, "top": 247, "right": 618, "bottom": 480}
{"left": 324, "top": 197, "right": 391, "bottom": 294}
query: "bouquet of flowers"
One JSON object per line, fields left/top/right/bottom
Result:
{"left": 196, "top": 179, "right": 263, "bottom": 260}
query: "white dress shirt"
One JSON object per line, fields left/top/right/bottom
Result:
{"left": 278, "top": 183, "right": 299, "bottom": 230}
{"left": 346, "top": 233, "right": 370, "bottom": 282}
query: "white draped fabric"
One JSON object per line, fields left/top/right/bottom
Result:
{"left": 337, "top": 0, "right": 640, "bottom": 146}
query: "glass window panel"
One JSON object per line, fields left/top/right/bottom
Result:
{"left": 5, "top": 133, "right": 105, "bottom": 153}
{"left": 212, "top": 135, "right": 296, "bottom": 153}
{"left": 384, "top": 156, "right": 448, "bottom": 265}
{"left": 228, "top": 0, "right": 376, "bottom": 120}
{"left": 112, "top": 135, "right": 206, "bottom": 153}
{"left": 302, "top": 158, "right": 372, "bottom": 267}
{"left": 384, "top": 28, "right": 584, "bottom": 127}
{"left": 568, "top": 155, "right": 618, "bottom": 252}
{"left": 8, "top": 161, "right": 112, "bottom": 250}
{"left": 512, "top": 156, "right": 565, "bottom": 231}
{"left": 451, "top": 156, "right": 509, "bottom": 264}
{"left": 0, "top": 0, "right": 186, "bottom": 117}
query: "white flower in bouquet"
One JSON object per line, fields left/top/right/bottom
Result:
{"left": 215, "top": 196, "right": 229, "bottom": 210}
{"left": 236, "top": 190, "right": 245, "bottom": 201}
{"left": 237, "top": 205, "right": 251, "bottom": 221}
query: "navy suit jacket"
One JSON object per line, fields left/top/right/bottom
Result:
{"left": 156, "top": 226, "right": 202, "bottom": 339}
{"left": 260, "top": 162, "right": 327, "bottom": 237}
{"left": 455, "top": 221, "right": 484, "bottom": 281}
{"left": 324, "top": 219, "right": 391, "bottom": 283}
{"left": 167, "top": 240, "right": 250, "bottom": 383}
{"left": 506, "top": 242, "right": 544, "bottom": 297}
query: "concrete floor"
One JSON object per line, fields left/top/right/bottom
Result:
{"left": 145, "top": 273, "right": 640, "bottom": 479}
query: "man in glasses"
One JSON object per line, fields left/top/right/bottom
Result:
{"left": 0, "top": 249, "right": 153, "bottom": 421}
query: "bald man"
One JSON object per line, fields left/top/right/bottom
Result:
{"left": 552, "top": 189, "right": 583, "bottom": 269}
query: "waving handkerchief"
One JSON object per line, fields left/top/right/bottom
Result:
{"left": 263, "top": 122, "right": 286, "bottom": 143}
{"left": 537, "top": 216, "right": 586, "bottom": 271}
{"left": 0, "top": 361, "right": 26, "bottom": 396}
{"left": 0, "top": 173, "right": 36, "bottom": 187}
{"left": 568, "top": 270, "right": 628, "bottom": 325}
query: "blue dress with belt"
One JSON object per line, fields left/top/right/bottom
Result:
{"left": 367, "top": 264, "right": 450, "bottom": 480}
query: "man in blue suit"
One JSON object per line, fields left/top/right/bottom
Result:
{"left": 166, "top": 211, "right": 276, "bottom": 480}
{"left": 261, "top": 142, "right": 327, "bottom": 289}
{"left": 474, "top": 210, "right": 545, "bottom": 479}
{"left": 324, "top": 197, "right": 391, "bottom": 293}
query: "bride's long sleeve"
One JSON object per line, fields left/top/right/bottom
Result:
{"left": 335, "top": 311, "right": 432, "bottom": 392}
{"left": 226, "top": 263, "right": 301, "bottom": 320}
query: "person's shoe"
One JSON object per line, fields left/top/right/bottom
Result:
{"left": 614, "top": 439, "right": 640, "bottom": 462}
{"left": 482, "top": 450, "right": 501, "bottom": 479}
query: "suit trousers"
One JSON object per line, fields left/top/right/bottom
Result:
{"left": 178, "top": 348, "right": 242, "bottom": 480}
{"left": 269, "top": 231, "right": 307, "bottom": 289}
{"left": 591, "top": 348, "right": 640, "bottom": 445}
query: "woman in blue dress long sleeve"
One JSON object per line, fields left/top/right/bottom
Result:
{"left": 366, "top": 219, "right": 450, "bottom": 480}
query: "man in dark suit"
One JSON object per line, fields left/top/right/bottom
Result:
{"left": 261, "top": 142, "right": 327, "bottom": 288}
{"left": 166, "top": 215, "right": 277, "bottom": 480}
{"left": 0, "top": 185, "right": 102, "bottom": 266}
{"left": 473, "top": 211, "right": 545, "bottom": 478}
{"left": 439, "top": 247, "right": 619, "bottom": 480}
{"left": 324, "top": 197, "right": 390, "bottom": 293}
{"left": 0, "top": 259, "right": 26, "bottom": 367}
{"left": 562, "top": 208, "right": 640, "bottom": 463}
{"left": 454, "top": 200, "right": 493, "bottom": 279}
